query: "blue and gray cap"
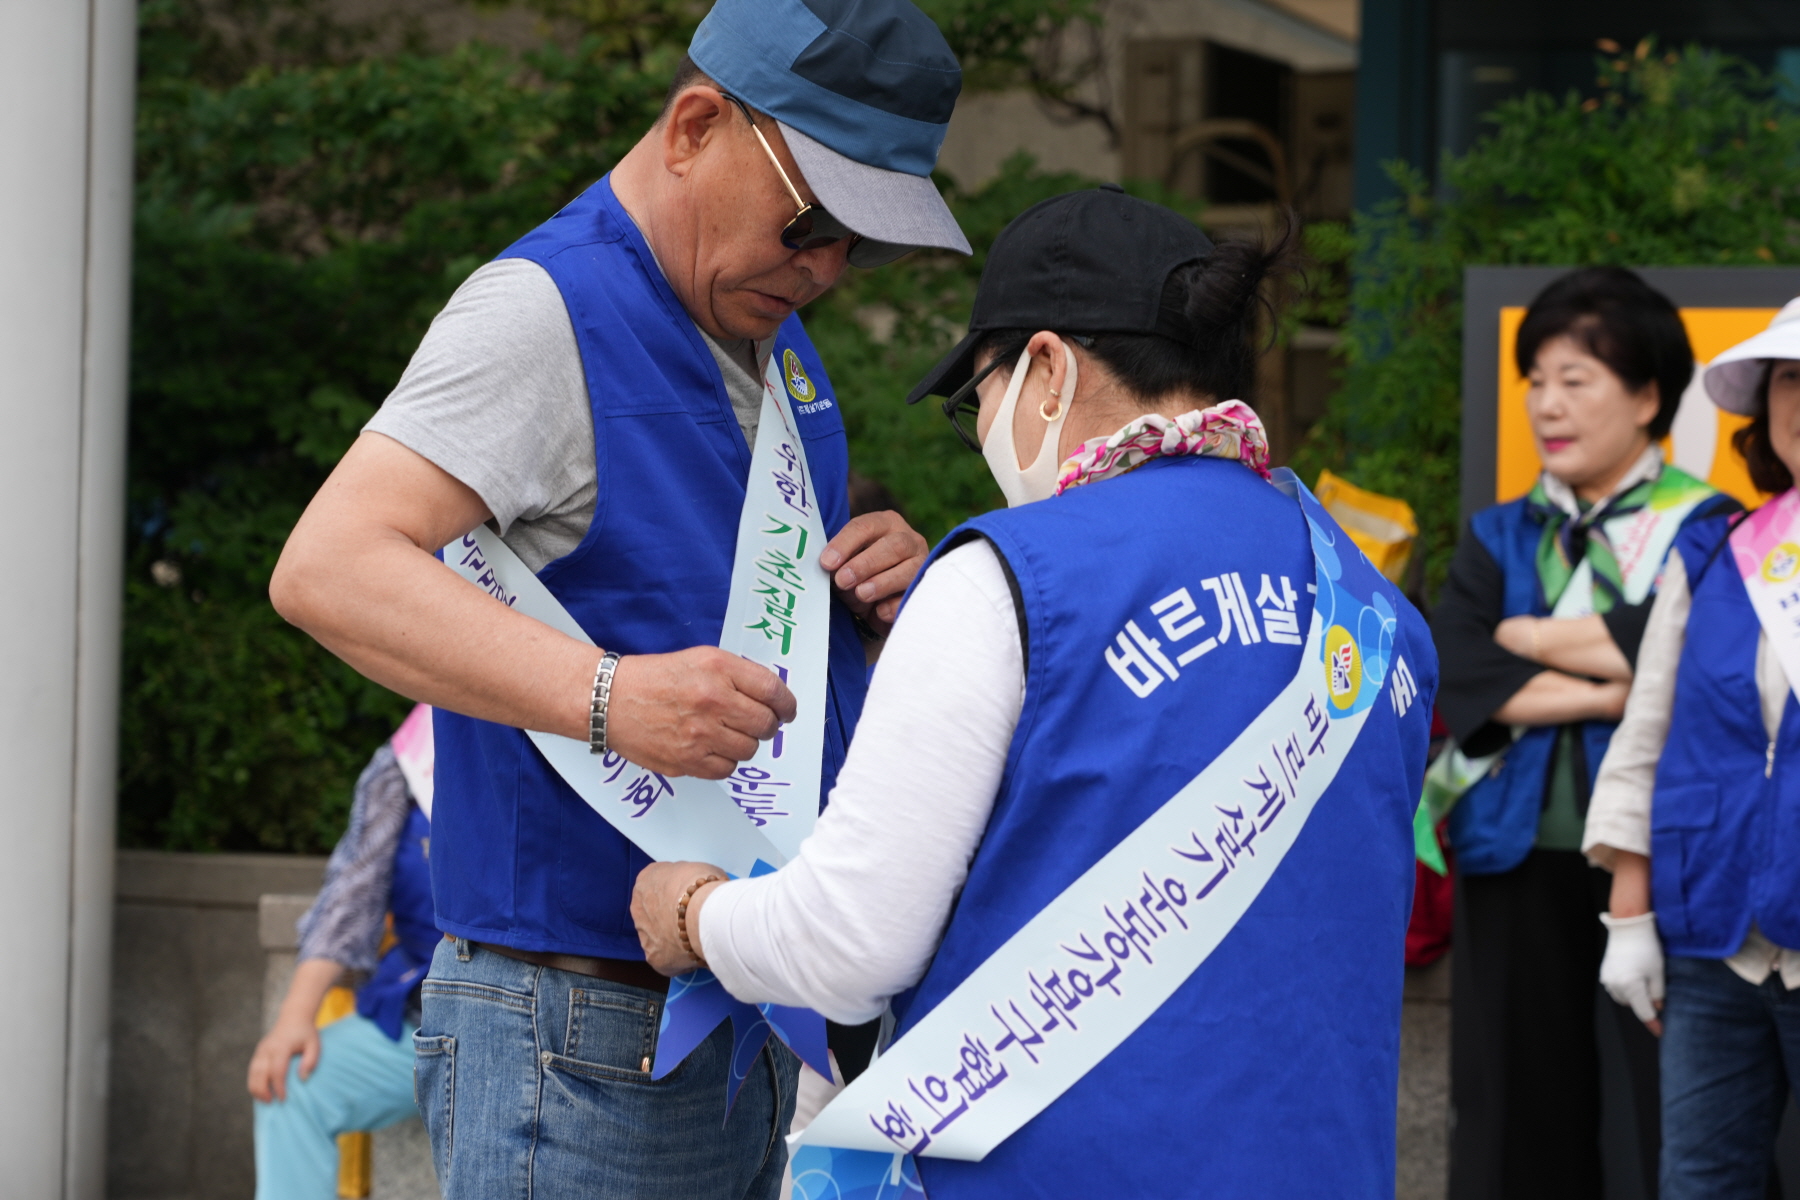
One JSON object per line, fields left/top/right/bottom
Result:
{"left": 689, "top": 0, "right": 972, "bottom": 259}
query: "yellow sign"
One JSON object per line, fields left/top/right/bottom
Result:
{"left": 1324, "top": 625, "right": 1362, "bottom": 710}
{"left": 1495, "top": 307, "right": 1774, "bottom": 506}
{"left": 1763, "top": 542, "right": 1800, "bottom": 583}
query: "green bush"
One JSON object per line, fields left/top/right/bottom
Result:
{"left": 1293, "top": 43, "right": 1800, "bottom": 593}
{"left": 124, "top": 3, "right": 1122, "bottom": 852}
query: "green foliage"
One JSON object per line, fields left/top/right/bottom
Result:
{"left": 125, "top": 3, "right": 1105, "bottom": 852}
{"left": 126, "top": 5, "right": 675, "bottom": 852}
{"left": 501, "top": 0, "right": 1104, "bottom": 98}
{"left": 1292, "top": 42, "right": 1800, "bottom": 594}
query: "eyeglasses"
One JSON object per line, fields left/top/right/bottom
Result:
{"left": 721, "top": 93, "right": 863, "bottom": 258}
{"left": 941, "top": 354, "right": 1007, "bottom": 453}
{"left": 940, "top": 336, "right": 1093, "bottom": 453}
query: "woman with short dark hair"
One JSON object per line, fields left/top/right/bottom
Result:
{"left": 1585, "top": 300, "right": 1800, "bottom": 1199}
{"left": 1430, "top": 266, "right": 1739, "bottom": 1198}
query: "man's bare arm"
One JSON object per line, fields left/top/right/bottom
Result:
{"left": 271, "top": 432, "right": 795, "bottom": 778}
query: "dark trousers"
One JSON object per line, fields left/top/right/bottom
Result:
{"left": 1450, "top": 849, "right": 1662, "bottom": 1200}
{"left": 1661, "top": 956, "right": 1800, "bottom": 1200}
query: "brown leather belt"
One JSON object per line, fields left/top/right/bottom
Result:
{"left": 460, "top": 937, "right": 670, "bottom": 994}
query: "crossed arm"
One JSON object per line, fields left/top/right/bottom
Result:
{"left": 1431, "top": 530, "right": 1634, "bottom": 745}
{"left": 1491, "top": 614, "right": 1632, "bottom": 726}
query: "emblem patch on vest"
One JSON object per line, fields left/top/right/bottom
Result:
{"left": 1325, "top": 625, "right": 1362, "bottom": 710}
{"left": 1763, "top": 542, "right": 1800, "bottom": 584}
{"left": 783, "top": 348, "right": 815, "bottom": 404}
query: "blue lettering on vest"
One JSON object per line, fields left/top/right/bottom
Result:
{"left": 893, "top": 457, "right": 1438, "bottom": 1199}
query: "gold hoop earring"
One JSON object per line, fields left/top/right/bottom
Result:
{"left": 1039, "top": 396, "right": 1063, "bottom": 422}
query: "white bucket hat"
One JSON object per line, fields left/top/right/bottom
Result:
{"left": 1704, "top": 296, "right": 1800, "bottom": 414}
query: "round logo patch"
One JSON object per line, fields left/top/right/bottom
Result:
{"left": 1325, "top": 625, "right": 1362, "bottom": 711}
{"left": 1763, "top": 542, "right": 1800, "bottom": 584}
{"left": 783, "top": 349, "right": 815, "bottom": 404}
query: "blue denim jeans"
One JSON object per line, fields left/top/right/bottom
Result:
{"left": 1661, "top": 954, "right": 1800, "bottom": 1200}
{"left": 415, "top": 937, "right": 797, "bottom": 1199}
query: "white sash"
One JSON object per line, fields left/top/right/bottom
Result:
{"left": 792, "top": 473, "right": 1413, "bottom": 1165}
{"left": 1730, "top": 487, "right": 1800, "bottom": 705}
{"left": 443, "top": 349, "right": 834, "bottom": 872}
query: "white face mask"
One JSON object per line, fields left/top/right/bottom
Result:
{"left": 981, "top": 344, "right": 1078, "bottom": 508}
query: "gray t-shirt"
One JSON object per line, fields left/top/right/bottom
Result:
{"left": 365, "top": 256, "right": 767, "bottom": 571}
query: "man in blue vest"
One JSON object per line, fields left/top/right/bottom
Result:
{"left": 269, "top": 1, "right": 969, "bottom": 1195}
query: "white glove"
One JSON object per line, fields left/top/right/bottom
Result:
{"left": 1599, "top": 911, "right": 1664, "bottom": 1027}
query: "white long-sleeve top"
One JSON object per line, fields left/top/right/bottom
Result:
{"left": 1583, "top": 551, "right": 1800, "bottom": 987}
{"left": 699, "top": 539, "right": 1024, "bottom": 1023}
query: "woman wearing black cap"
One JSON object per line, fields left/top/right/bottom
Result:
{"left": 630, "top": 186, "right": 1439, "bottom": 1198}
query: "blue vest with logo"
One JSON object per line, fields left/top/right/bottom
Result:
{"left": 429, "top": 177, "right": 867, "bottom": 958}
{"left": 1652, "top": 512, "right": 1800, "bottom": 957}
{"left": 892, "top": 457, "right": 1438, "bottom": 1200}
{"left": 1449, "top": 497, "right": 1625, "bottom": 875}
{"left": 355, "top": 802, "right": 436, "bottom": 1038}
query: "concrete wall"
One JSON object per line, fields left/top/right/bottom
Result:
{"left": 110, "top": 851, "right": 327, "bottom": 1200}
{"left": 111, "top": 852, "right": 439, "bottom": 1200}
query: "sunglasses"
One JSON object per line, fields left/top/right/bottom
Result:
{"left": 941, "top": 336, "right": 1094, "bottom": 453}
{"left": 722, "top": 94, "right": 864, "bottom": 258}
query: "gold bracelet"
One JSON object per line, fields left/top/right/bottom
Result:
{"left": 676, "top": 874, "right": 726, "bottom": 967}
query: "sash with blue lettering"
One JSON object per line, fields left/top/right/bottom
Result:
{"left": 788, "top": 470, "right": 1425, "bottom": 1193}
{"left": 445, "top": 344, "right": 838, "bottom": 1105}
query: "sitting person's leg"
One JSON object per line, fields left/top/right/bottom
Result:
{"left": 254, "top": 1012, "right": 420, "bottom": 1200}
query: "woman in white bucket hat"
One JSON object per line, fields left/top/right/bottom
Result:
{"left": 1584, "top": 297, "right": 1800, "bottom": 1199}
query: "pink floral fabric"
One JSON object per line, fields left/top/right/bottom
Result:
{"left": 1053, "top": 400, "right": 1271, "bottom": 496}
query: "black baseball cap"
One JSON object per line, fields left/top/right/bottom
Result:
{"left": 905, "top": 184, "right": 1214, "bottom": 404}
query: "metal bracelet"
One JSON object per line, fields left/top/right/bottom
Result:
{"left": 589, "top": 651, "right": 621, "bottom": 755}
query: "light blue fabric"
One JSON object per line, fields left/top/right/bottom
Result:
{"left": 252, "top": 1012, "right": 420, "bottom": 1200}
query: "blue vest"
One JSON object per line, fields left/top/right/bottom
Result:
{"left": 355, "top": 802, "right": 436, "bottom": 1038}
{"left": 1448, "top": 497, "right": 1625, "bottom": 875}
{"left": 429, "top": 177, "right": 867, "bottom": 958}
{"left": 1652, "top": 512, "right": 1800, "bottom": 957}
{"left": 893, "top": 458, "right": 1438, "bottom": 1200}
